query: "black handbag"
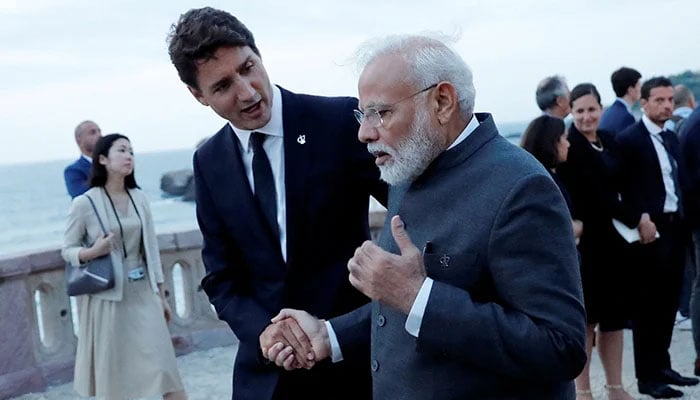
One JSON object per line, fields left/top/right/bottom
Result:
{"left": 66, "top": 195, "right": 116, "bottom": 296}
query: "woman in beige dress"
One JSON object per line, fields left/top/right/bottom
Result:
{"left": 63, "top": 133, "right": 187, "bottom": 400}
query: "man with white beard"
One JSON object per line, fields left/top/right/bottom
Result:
{"left": 265, "top": 34, "right": 587, "bottom": 399}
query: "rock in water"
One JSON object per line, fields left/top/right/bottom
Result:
{"left": 161, "top": 169, "right": 193, "bottom": 197}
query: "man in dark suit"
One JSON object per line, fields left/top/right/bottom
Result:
{"left": 166, "top": 7, "right": 386, "bottom": 400}
{"left": 679, "top": 106, "right": 700, "bottom": 377}
{"left": 64, "top": 120, "right": 101, "bottom": 198}
{"left": 599, "top": 67, "right": 642, "bottom": 134}
{"left": 617, "top": 76, "right": 699, "bottom": 398}
{"left": 270, "top": 34, "right": 587, "bottom": 399}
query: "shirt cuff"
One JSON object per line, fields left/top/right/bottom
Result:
{"left": 324, "top": 320, "right": 344, "bottom": 363}
{"left": 405, "top": 277, "right": 434, "bottom": 337}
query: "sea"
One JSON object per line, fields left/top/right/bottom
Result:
{"left": 0, "top": 148, "right": 198, "bottom": 256}
{"left": 0, "top": 120, "right": 528, "bottom": 257}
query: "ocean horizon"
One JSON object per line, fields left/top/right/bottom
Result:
{"left": 0, "top": 120, "right": 528, "bottom": 256}
{"left": 0, "top": 148, "right": 198, "bottom": 256}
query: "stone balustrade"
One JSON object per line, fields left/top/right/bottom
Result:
{"left": 0, "top": 229, "right": 233, "bottom": 400}
{"left": 0, "top": 208, "right": 386, "bottom": 399}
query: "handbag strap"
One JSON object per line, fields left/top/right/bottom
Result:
{"left": 85, "top": 195, "right": 108, "bottom": 236}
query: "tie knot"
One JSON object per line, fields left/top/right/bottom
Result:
{"left": 250, "top": 131, "right": 267, "bottom": 151}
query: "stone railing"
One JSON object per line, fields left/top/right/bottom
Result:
{"left": 0, "top": 229, "right": 233, "bottom": 400}
{"left": 0, "top": 208, "right": 386, "bottom": 399}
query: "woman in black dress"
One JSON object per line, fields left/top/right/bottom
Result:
{"left": 558, "top": 83, "right": 634, "bottom": 400}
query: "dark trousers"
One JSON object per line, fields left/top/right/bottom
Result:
{"left": 679, "top": 240, "right": 695, "bottom": 317}
{"left": 631, "top": 214, "right": 686, "bottom": 381}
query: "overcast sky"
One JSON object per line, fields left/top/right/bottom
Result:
{"left": 1, "top": 0, "right": 698, "bottom": 165}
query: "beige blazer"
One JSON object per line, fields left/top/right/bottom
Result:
{"left": 62, "top": 187, "right": 164, "bottom": 301}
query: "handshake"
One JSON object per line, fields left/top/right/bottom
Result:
{"left": 258, "top": 216, "right": 427, "bottom": 371}
{"left": 259, "top": 309, "right": 330, "bottom": 370}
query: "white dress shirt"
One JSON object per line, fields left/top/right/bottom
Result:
{"left": 229, "top": 85, "right": 288, "bottom": 260}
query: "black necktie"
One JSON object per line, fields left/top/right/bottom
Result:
{"left": 250, "top": 132, "right": 279, "bottom": 237}
{"left": 660, "top": 130, "right": 683, "bottom": 215}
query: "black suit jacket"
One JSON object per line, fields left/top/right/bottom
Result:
{"left": 680, "top": 107, "right": 700, "bottom": 228}
{"left": 616, "top": 120, "right": 684, "bottom": 228}
{"left": 599, "top": 100, "right": 635, "bottom": 135}
{"left": 193, "top": 87, "right": 387, "bottom": 399}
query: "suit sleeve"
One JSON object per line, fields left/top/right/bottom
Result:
{"left": 327, "top": 302, "right": 372, "bottom": 360}
{"left": 64, "top": 165, "right": 89, "bottom": 198}
{"left": 615, "top": 132, "right": 645, "bottom": 227}
{"left": 682, "top": 120, "right": 700, "bottom": 224}
{"left": 194, "top": 152, "right": 274, "bottom": 346}
{"left": 416, "top": 173, "right": 587, "bottom": 381}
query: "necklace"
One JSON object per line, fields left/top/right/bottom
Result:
{"left": 590, "top": 140, "right": 604, "bottom": 152}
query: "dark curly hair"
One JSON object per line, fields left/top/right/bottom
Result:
{"left": 167, "top": 7, "right": 260, "bottom": 90}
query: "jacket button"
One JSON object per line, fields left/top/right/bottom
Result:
{"left": 377, "top": 314, "right": 386, "bottom": 326}
{"left": 371, "top": 359, "right": 379, "bottom": 371}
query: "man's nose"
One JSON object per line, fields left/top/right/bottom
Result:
{"left": 358, "top": 123, "right": 378, "bottom": 144}
{"left": 236, "top": 79, "right": 257, "bottom": 101}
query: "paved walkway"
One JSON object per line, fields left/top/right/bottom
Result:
{"left": 12, "top": 327, "right": 698, "bottom": 399}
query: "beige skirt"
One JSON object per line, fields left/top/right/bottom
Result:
{"left": 73, "top": 266, "right": 183, "bottom": 399}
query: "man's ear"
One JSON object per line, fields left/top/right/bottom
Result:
{"left": 188, "top": 86, "right": 209, "bottom": 106}
{"left": 434, "top": 82, "right": 458, "bottom": 125}
{"left": 556, "top": 95, "right": 568, "bottom": 110}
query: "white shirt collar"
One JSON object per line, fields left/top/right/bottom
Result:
{"left": 447, "top": 114, "right": 480, "bottom": 150}
{"left": 81, "top": 154, "right": 92, "bottom": 162}
{"left": 230, "top": 84, "right": 284, "bottom": 152}
{"left": 642, "top": 113, "right": 664, "bottom": 135}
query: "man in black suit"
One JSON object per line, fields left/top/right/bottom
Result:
{"left": 617, "top": 76, "right": 699, "bottom": 398}
{"left": 166, "top": 7, "right": 386, "bottom": 399}
{"left": 679, "top": 105, "right": 700, "bottom": 377}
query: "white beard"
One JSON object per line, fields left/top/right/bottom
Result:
{"left": 367, "top": 108, "right": 444, "bottom": 185}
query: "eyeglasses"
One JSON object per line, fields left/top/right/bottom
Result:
{"left": 353, "top": 83, "right": 437, "bottom": 127}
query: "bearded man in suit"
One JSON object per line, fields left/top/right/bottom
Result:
{"left": 268, "top": 34, "right": 587, "bottom": 399}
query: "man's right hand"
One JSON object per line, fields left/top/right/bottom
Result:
{"left": 259, "top": 317, "right": 315, "bottom": 370}
{"left": 638, "top": 213, "right": 657, "bottom": 244}
{"left": 267, "top": 309, "right": 331, "bottom": 370}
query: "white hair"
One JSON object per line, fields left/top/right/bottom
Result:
{"left": 354, "top": 33, "right": 475, "bottom": 119}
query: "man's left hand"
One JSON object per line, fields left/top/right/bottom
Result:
{"left": 348, "top": 215, "right": 426, "bottom": 314}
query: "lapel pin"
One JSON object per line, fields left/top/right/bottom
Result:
{"left": 297, "top": 135, "right": 306, "bottom": 144}
{"left": 440, "top": 254, "right": 450, "bottom": 268}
